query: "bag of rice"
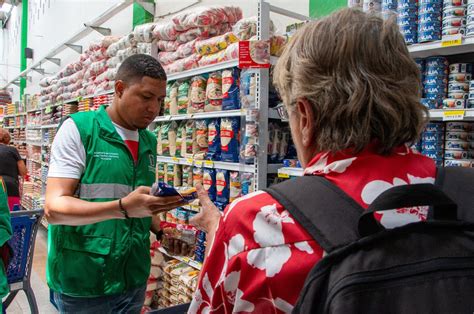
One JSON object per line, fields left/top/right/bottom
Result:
{"left": 216, "top": 169, "right": 230, "bottom": 205}
{"left": 165, "top": 164, "right": 175, "bottom": 186}
{"left": 160, "top": 122, "right": 171, "bottom": 156}
{"left": 189, "top": 76, "right": 207, "bottom": 113}
{"left": 203, "top": 168, "right": 216, "bottom": 201}
{"left": 173, "top": 164, "right": 182, "bottom": 187}
{"left": 177, "top": 81, "right": 190, "bottom": 115}
{"left": 220, "top": 117, "right": 240, "bottom": 162}
{"left": 182, "top": 166, "right": 193, "bottom": 187}
{"left": 241, "top": 172, "right": 255, "bottom": 195}
{"left": 169, "top": 82, "right": 179, "bottom": 115}
{"left": 229, "top": 171, "right": 241, "bottom": 202}
{"left": 222, "top": 68, "right": 240, "bottom": 110}
{"left": 176, "top": 122, "right": 186, "bottom": 158}
{"left": 155, "top": 124, "right": 163, "bottom": 155}
{"left": 195, "top": 120, "right": 208, "bottom": 160}
{"left": 169, "top": 121, "right": 178, "bottom": 157}
{"left": 205, "top": 72, "right": 223, "bottom": 112}
{"left": 164, "top": 84, "right": 172, "bottom": 115}
{"left": 207, "top": 119, "right": 221, "bottom": 160}
{"left": 193, "top": 167, "right": 203, "bottom": 187}
{"left": 185, "top": 121, "right": 198, "bottom": 158}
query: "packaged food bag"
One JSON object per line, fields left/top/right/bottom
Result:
{"left": 241, "top": 172, "right": 255, "bottom": 195}
{"left": 203, "top": 168, "right": 217, "bottom": 201}
{"left": 222, "top": 68, "right": 240, "bottom": 110}
{"left": 240, "top": 70, "right": 257, "bottom": 108}
{"left": 184, "top": 120, "right": 198, "bottom": 158}
{"left": 220, "top": 117, "right": 240, "bottom": 162}
{"left": 189, "top": 76, "right": 207, "bottom": 113}
{"left": 229, "top": 171, "right": 241, "bottom": 202}
{"left": 177, "top": 81, "right": 190, "bottom": 115}
{"left": 216, "top": 169, "right": 230, "bottom": 204}
{"left": 157, "top": 163, "right": 166, "bottom": 183}
{"left": 176, "top": 122, "right": 186, "bottom": 158}
{"left": 169, "top": 121, "right": 178, "bottom": 157}
{"left": 205, "top": 72, "right": 223, "bottom": 112}
{"left": 207, "top": 118, "right": 221, "bottom": 160}
{"left": 182, "top": 166, "right": 193, "bottom": 187}
{"left": 193, "top": 167, "right": 203, "bottom": 187}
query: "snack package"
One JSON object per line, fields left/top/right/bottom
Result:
{"left": 240, "top": 71, "right": 257, "bottom": 108}
{"left": 160, "top": 222, "right": 198, "bottom": 256}
{"left": 216, "top": 169, "right": 230, "bottom": 204}
{"left": 169, "top": 122, "right": 178, "bottom": 157}
{"left": 241, "top": 172, "right": 255, "bottom": 195}
{"left": 177, "top": 81, "right": 191, "bottom": 114}
{"left": 195, "top": 32, "right": 239, "bottom": 56}
{"left": 185, "top": 121, "right": 198, "bottom": 157}
{"left": 240, "top": 123, "right": 258, "bottom": 164}
{"left": 221, "top": 117, "right": 241, "bottom": 162}
{"left": 207, "top": 119, "right": 221, "bottom": 160}
{"left": 203, "top": 168, "right": 217, "bottom": 201}
{"left": 176, "top": 122, "right": 186, "bottom": 158}
{"left": 182, "top": 165, "right": 194, "bottom": 187}
{"left": 190, "top": 76, "right": 207, "bottom": 113}
{"left": 205, "top": 72, "right": 223, "bottom": 112}
{"left": 151, "top": 182, "right": 198, "bottom": 202}
{"left": 222, "top": 68, "right": 240, "bottom": 110}
{"left": 195, "top": 119, "right": 209, "bottom": 159}
{"left": 157, "top": 163, "right": 165, "bottom": 183}
{"left": 193, "top": 167, "right": 204, "bottom": 187}
{"left": 165, "top": 164, "right": 175, "bottom": 186}
{"left": 229, "top": 171, "right": 241, "bottom": 203}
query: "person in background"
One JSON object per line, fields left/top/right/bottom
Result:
{"left": 45, "top": 54, "right": 184, "bottom": 314}
{"left": 188, "top": 8, "right": 435, "bottom": 313}
{"left": 0, "top": 177, "right": 13, "bottom": 312}
{"left": 0, "top": 128, "right": 27, "bottom": 210}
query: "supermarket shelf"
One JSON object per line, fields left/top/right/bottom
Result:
{"left": 26, "top": 141, "right": 43, "bottom": 146}
{"left": 277, "top": 167, "right": 304, "bottom": 178}
{"left": 409, "top": 36, "right": 474, "bottom": 58}
{"left": 82, "top": 89, "right": 115, "bottom": 99}
{"left": 12, "top": 140, "right": 27, "bottom": 145}
{"left": 154, "top": 109, "right": 244, "bottom": 122}
{"left": 63, "top": 98, "right": 80, "bottom": 104}
{"left": 156, "top": 156, "right": 255, "bottom": 172}
{"left": 41, "top": 124, "right": 59, "bottom": 129}
{"left": 26, "top": 125, "right": 43, "bottom": 130}
{"left": 3, "top": 113, "right": 27, "bottom": 118}
{"left": 27, "top": 108, "right": 42, "bottom": 113}
{"left": 429, "top": 109, "right": 474, "bottom": 121}
{"left": 267, "top": 163, "right": 284, "bottom": 174}
{"left": 27, "top": 159, "right": 42, "bottom": 165}
{"left": 167, "top": 60, "right": 239, "bottom": 81}
{"left": 4, "top": 126, "right": 25, "bottom": 129}
{"left": 158, "top": 247, "right": 202, "bottom": 270}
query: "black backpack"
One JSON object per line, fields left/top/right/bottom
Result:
{"left": 265, "top": 167, "right": 474, "bottom": 314}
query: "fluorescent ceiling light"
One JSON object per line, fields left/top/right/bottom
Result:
{"left": 0, "top": 3, "right": 12, "bottom": 13}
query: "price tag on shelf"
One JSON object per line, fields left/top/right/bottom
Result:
{"left": 195, "top": 160, "right": 204, "bottom": 167}
{"left": 441, "top": 34, "right": 462, "bottom": 47}
{"left": 185, "top": 158, "right": 194, "bottom": 165}
{"left": 443, "top": 110, "right": 465, "bottom": 121}
{"left": 172, "top": 157, "right": 179, "bottom": 163}
{"left": 204, "top": 160, "right": 214, "bottom": 168}
{"left": 278, "top": 169, "right": 290, "bottom": 179}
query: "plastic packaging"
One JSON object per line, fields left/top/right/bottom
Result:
{"left": 205, "top": 72, "right": 223, "bottom": 112}
{"left": 207, "top": 118, "right": 221, "bottom": 160}
{"left": 240, "top": 71, "right": 257, "bottom": 108}
{"left": 189, "top": 76, "right": 207, "bottom": 113}
{"left": 195, "top": 119, "right": 208, "bottom": 159}
{"left": 151, "top": 182, "right": 198, "bottom": 202}
{"left": 153, "top": 23, "right": 178, "bottom": 41}
{"left": 222, "top": 68, "right": 240, "bottom": 110}
{"left": 133, "top": 23, "right": 155, "bottom": 43}
{"left": 203, "top": 168, "right": 217, "bottom": 201}
{"left": 195, "top": 32, "right": 239, "bottom": 56}
{"left": 177, "top": 81, "right": 190, "bottom": 115}
{"left": 157, "top": 40, "right": 181, "bottom": 52}
{"left": 172, "top": 6, "right": 242, "bottom": 32}
{"left": 220, "top": 117, "right": 240, "bottom": 162}
{"left": 216, "top": 169, "right": 230, "bottom": 204}
{"left": 229, "top": 171, "right": 241, "bottom": 203}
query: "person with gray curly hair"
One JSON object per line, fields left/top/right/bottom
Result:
{"left": 0, "top": 128, "right": 27, "bottom": 210}
{"left": 188, "top": 8, "right": 436, "bottom": 313}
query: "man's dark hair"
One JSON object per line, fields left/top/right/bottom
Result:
{"left": 116, "top": 54, "right": 167, "bottom": 84}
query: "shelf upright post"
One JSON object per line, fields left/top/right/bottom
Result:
{"left": 255, "top": 0, "right": 271, "bottom": 190}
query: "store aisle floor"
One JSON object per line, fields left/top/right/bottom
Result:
{"left": 3, "top": 227, "right": 58, "bottom": 313}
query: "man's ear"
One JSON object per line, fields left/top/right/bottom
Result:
{"left": 296, "top": 98, "right": 315, "bottom": 147}
{"left": 115, "top": 80, "right": 125, "bottom": 98}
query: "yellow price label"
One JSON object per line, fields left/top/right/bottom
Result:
{"left": 441, "top": 34, "right": 462, "bottom": 47}
{"left": 195, "top": 160, "right": 203, "bottom": 167}
{"left": 204, "top": 160, "right": 214, "bottom": 168}
{"left": 185, "top": 158, "right": 194, "bottom": 165}
{"left": 278, "top": 170, "right": 290, "bottom": 179}
{"left": 443, "top": 110, "right": 465, "bottom": 121}
{"left": 172, "top": 157, "right": 179, "bottom": 162}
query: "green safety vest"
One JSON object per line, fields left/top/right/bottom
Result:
{"left": 0, "top": 177, "right": 12, "bottom": 305}
{"left": 47, "top": 106, "right": 157, "bottom": 297}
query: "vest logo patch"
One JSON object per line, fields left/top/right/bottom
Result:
{"left": 93, "top": 152, "right": 120, "bottom": 161}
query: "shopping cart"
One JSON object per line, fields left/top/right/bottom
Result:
{"left": 2, "top": 209, "right": 44, "bottom": 314}
{"left": 148, "top": 303, "right": 190, "bottom": 313}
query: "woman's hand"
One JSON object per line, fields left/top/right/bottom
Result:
{"left": 189, "top": 184, "right": 221, "bottom": 233}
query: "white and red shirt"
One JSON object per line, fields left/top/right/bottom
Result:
{"left": 48, "top": 118, "right": 139, "bottom": 179}
{"left": 189, "top": 144, "right": 436, "bottom": 313}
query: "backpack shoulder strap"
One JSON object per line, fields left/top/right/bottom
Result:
{"left": 436, "top": 167, "right": 474, "bottom": 223}
{"left": 264, "top": 176, "right": 364, "bottom": 253}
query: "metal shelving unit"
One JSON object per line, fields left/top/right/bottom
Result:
{"left": 429, "top": 109, "right": 474, "bottom": 121}
{"left": 153, "top": 109, "right": 244, "bottom": 122}
{"left": 408, "top": 35, "right": 474, "bottom": 59}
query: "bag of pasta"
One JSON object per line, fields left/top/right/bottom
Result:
{"left": 205, "top": 72, "right": 223, "bottom": 112}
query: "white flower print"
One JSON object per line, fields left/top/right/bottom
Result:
{"left": 253, "top": 204, "right": 294, "bottom": 247}
{"left": 294, "top": 241, "right": 314, "bottom": 254}
{"left": 202, "top": 273, "right": 214, "bottom": 300}
{"left": 233, "top": 288, "right": 255, "bottom": 313}
{"left": 274, "top": 297, "right": 294, "bottom": 313}
{"left": 188, "top": 289, "right": 203, "bottom": 314}
{"left": 247, "top": 245, "right": 292, "bottom": 277}
{"left": 304, "top": 153, "right": 357, "bottom": 175}
{"left": 220, "top": 270, "right": 255, "bottom": 313}
{"left": 224, "top": 190, "right": 266, "bottom": 222}
{"left": 228, "top": 234, "right": 246, "bottom": 259}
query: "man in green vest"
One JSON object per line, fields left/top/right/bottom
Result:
{"left": 45, "top": 54, "right": 183, "bottom": 313}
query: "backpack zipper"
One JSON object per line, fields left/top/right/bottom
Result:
{"left": 325, "top": 257, "right": 474, "bottom": 311}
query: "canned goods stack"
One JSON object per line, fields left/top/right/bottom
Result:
{"left": 444, "top": 122, "right": 474, "bottom": 167}
{"left": 363, "top": 0, "right": 382, "bottom": 13}
{"left": 468, "top": 80, "right": 474, "bottom": 108}
{"left": 421, "top": 122, "right": 445, "bottom": 167}
{"left": 348, "top": 0, "right": 363, "bottom": 9}
{"left": 444, "top": 63, "right": 472, "bottom": 108}
{"left": 382, "top": 0, "right": 398, "bottom": 18}
{"left": 398, "top": 0, "right": 419, "bottom": 44}
{"left": 422, "top": 56, "right": 449, "bottom": 109}
{"left": 467, "top": 0, "right": 474, "bottom": 35}
{"left": 442, "top": 0, "right": 467, "bottom": 37}
{"left": 418, "top": 0, "right": 443, "bottom": 42}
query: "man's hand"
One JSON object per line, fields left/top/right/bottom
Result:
{"left": 189, "top": 184, "right": 221, "bottom": 233}
{"left": 121, "top": 186, "right": 185, "bottom": 218}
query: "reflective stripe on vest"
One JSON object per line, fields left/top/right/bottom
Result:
{"left": 79, "top": 183, "right": 133, "bottom": 199}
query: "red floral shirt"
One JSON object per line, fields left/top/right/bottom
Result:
{"left": 189, "top": 145, "right": 436, "bottom": 313}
